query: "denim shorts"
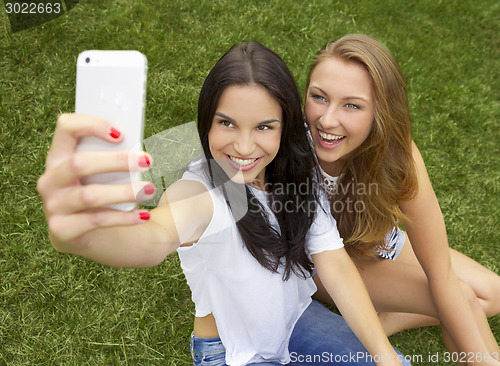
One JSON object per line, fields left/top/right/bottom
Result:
{"left": 190, "top": 334, "right": 226, "bottom": 366}
{"left": 190, "top": 301, "right": 412, "bottom": 366}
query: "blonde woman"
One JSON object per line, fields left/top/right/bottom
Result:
{"left": 304, "top": 34, "right": 500, "bottom": 365}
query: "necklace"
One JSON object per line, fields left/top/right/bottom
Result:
{"left": 320, "top": 167, "right": 339, "bottom": 199}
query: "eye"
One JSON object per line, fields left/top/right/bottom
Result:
{"left": 256, "top": 125, "right": 272, "bottom": 131}
{"left": 218, "top": 120, "right": 234, "bottom": 127}
{"left": 310, "top": 93, "right": 327, "bottom": 103}
{"left": 345, "top": 103, "right": 360, "bottom": 110}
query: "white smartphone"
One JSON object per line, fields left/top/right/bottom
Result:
{"left": 75, "top": 50, "right": 147, "bottom": 211}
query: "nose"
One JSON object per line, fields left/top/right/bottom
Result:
{"left": 319, "top": 106, "right": 340, "bottom": 129}
{"left": 233, "top": 132, "right": 256, "bottom": 157}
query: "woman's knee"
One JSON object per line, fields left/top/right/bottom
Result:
{"left": 480, "top": 274, "right": 500, "bottom": 316}
{"left": 460, "top": 273, "right": 500, "bottom": 317}
{"left": 459, "top": 281, "right": 484, "bottom": 315}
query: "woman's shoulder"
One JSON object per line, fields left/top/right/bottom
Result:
{"left": 159, "top": 173, "right": 215, "bottom": 246}
{"left": 409, "top": 140, "right": 430, "bottom": 184}
{"left": 166, "top": 179, "right": 211, "bottom": 201}
{"left": 399, "top": 140, "right": 437, "bottom": 212}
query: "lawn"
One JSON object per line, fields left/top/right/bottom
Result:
{"left": 0, "top": 0, "right": 498, "bottom": 364}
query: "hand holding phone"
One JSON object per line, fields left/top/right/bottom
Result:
{"left": 75, "top": 50, "right": 147, "bottom": 211}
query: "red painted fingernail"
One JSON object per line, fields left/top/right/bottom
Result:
{"left": 144, "top": 184, "right": 155, "bottom": 195}
{"left": 138, "top": 155, "right": 151, "bottom": 168}
{"left": 109, "top": 127, "right": 121, "bottom": 139}
{"left": 139, "top": 211, "right": 150, "bottom": 221}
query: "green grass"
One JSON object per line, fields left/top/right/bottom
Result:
{"left": 0, "top": 0, "right": 498, "bottom": 364}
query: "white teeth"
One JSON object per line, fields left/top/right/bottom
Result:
{"left": 319, "top": 131, "right": 344, "bottom": 141}
{"left": 229, "top": 156, "right": 258, "bottom": 166}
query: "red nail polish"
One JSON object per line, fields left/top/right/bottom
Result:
{"left": 139, "top": 211, "right": 150, "bottom": 221}
{"left": 143, "top": 184, "right": 155, "bottom": 195}
{"left": 138, "top": 155, "right": 151, "bottom": 168}
{"left": 109, "top": 127, "right": 121, "bottom": 139}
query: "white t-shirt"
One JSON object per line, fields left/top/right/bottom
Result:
{"left": 177, "top": 161, "right": 344, "bottom": 365}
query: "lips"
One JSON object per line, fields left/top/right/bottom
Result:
{"left": 226, "top": 154, "right": 262, "bottom": 171}
{"left": 316, "top": 129, "right": 345, "bottom": 149}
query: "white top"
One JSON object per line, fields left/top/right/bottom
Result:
{"left": 177, "top": 160, "right": 344, "bottom": 366}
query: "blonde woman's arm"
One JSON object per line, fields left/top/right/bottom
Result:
{"left": 312, "top": 249, "right": 403, "bottom": 366}
{"left": 399, "top": 141, "right": 499, "bottom": 364}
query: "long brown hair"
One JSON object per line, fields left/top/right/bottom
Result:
{"left": 198, "top": 42, "right": 319, "bottom": 279}
{"left": 305, "top": 34, "right": 418, "bottom": 260}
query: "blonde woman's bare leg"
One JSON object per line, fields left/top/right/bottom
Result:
{"left": 313, "top": 251, "right": 441, "bottom": 322}
{"left": 313, "top": 254, "right": 465, "bottom": 357}
{"left": 395, "top": 236, "right": 500, "bottom": 353}
{"left": 396, "top": 236, "right": 500, "bottom": 317}
{"left": 448, "top": 248, "right": 500, "bottom": 318}
{"left": 377, "top": 312, "right": 438, "bottom": 336}
{"left": 313, "top": 239, "right": 499, "bottom": 358}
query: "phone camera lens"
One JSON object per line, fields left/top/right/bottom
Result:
{"left": 85, "top": 57, "right": 90, "bottom": 63}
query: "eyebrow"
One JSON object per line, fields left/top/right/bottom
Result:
{"left": 215, "top": 112, "right": 281, "bottom": 125}
{"left": 309, "top": 86, "right": 370, "bottom": 104}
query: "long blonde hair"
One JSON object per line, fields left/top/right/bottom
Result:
{"left": 305, "top": 34, "right": 418, "bottom": 260}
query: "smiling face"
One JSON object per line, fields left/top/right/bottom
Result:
{"left": 208, "top": 84, "right": 282, "bottom": 189}
{"left": 305, "top": 57, "right": 375, "bottom": 176}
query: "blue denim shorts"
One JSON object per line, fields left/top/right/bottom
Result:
{"left": 190, "top": 301, "right": 412, "bottom": 366}
{"left": 190, "top": 334, "right": 280, "bottom": 365}
{"left": 190, "top": 334, "right": 226, "bottom": 366}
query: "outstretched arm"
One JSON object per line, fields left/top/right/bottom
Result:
{"left": 312, "top": 249, "right": 403, "bottom": 366}
{"left": 37, "top": 113, "right": 213, "bottom": 268}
